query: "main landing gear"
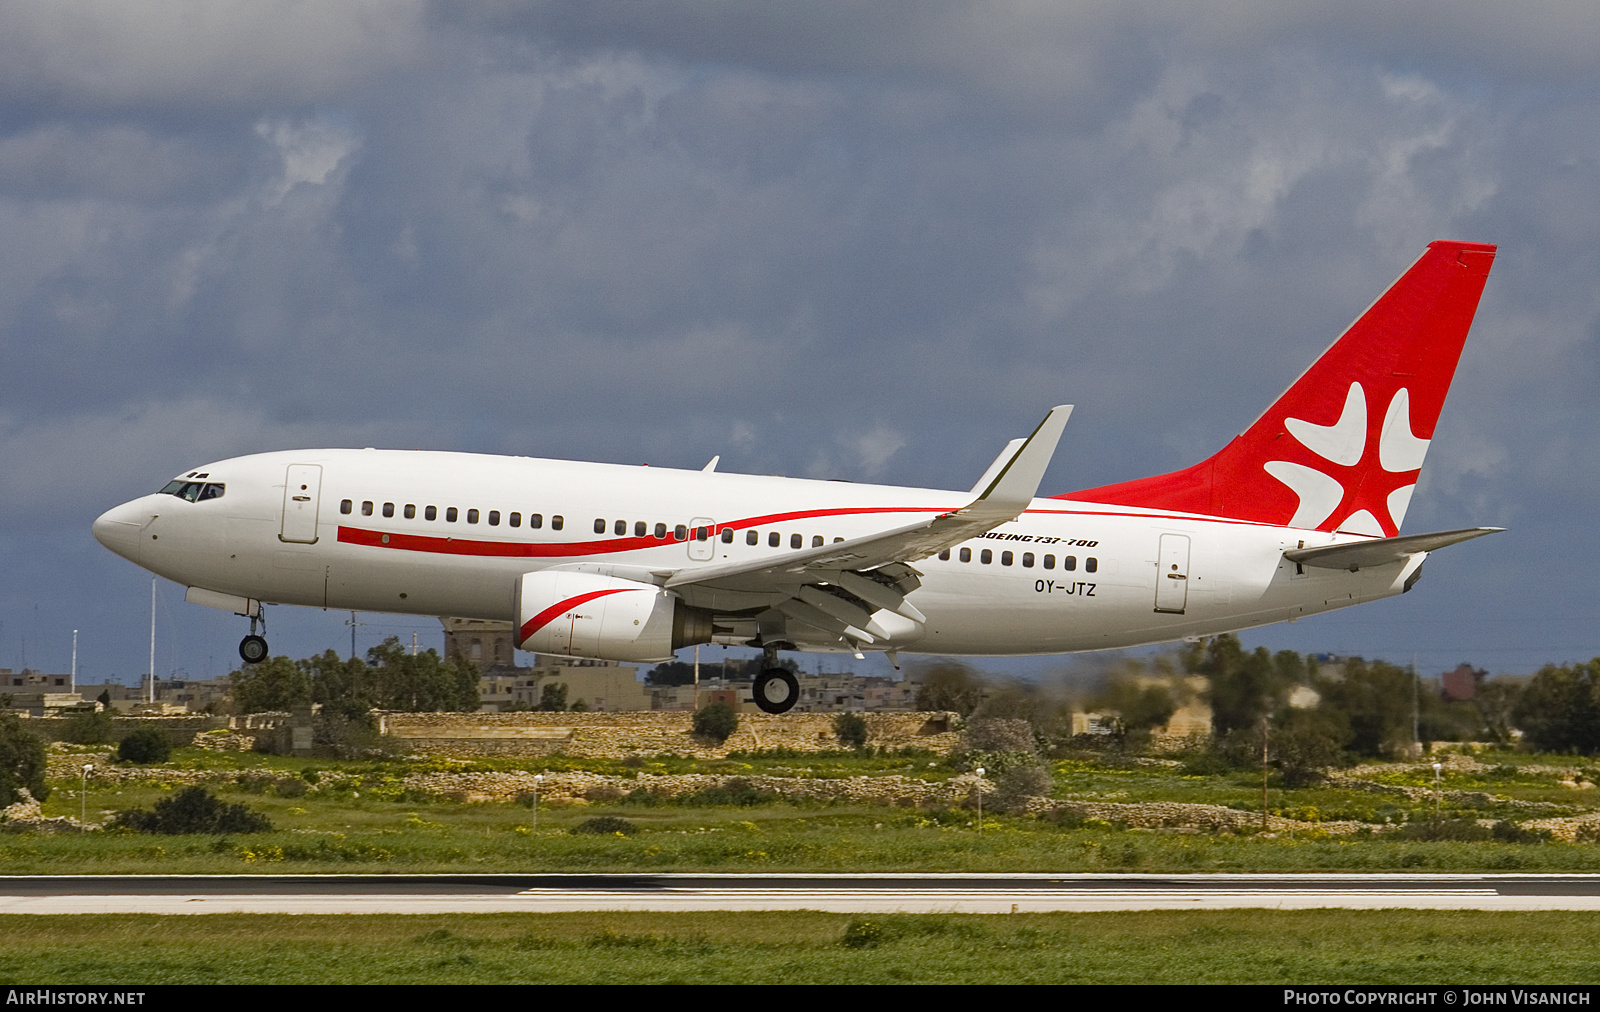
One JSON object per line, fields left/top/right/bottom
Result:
{"left": 751, "top": 645, "right": 800, "bottom": 714}
{"left": 239, "top": 614, "right": 268, "bottom": 665}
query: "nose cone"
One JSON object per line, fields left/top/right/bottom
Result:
{"left": 92, "top": 500, "right": 147, "bottom": 563}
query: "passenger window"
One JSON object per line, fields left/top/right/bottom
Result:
{"left": 790, "top": 533, "right": 801, "bottom": 549}
{"left": 834, "top": 537, "right": 844, "bottom": 543}
{"left": 425, "top": 506, "right": 437, "bottom": 521}
{"left": 383, "top": 503, "right": 394, "bottom": 518}
{"left": 1001, "top": 551, "right": 1013, "bottom": 566}
{"left": 509, "top": 512, "right": 521, "bottom": 527}
{"left": 768, "top": 532, "right": 780, "bottom": 547}
{"left": 488, "top": 510, "right": 499, "bottom": 526}
{"left": 721, "top": 528, "right": 733, "bottom": 543}
{"left": 530, "top": 514, "right": 543, "bottom": 529}
{"left": 696, "top": 526, "right": 709, "bottom": 541}
{"left": 362, "top": 501, "right": 373, "bottom": 516}
{"left": 1064, "top": 556, "right": 1076, "bottom": 571}
{"left": 635, "top": 521, "right": 647, "bottom": 537}
{"left": 981, "top": 549, "right": 993, "bottom": 564}
{"left": 405, "top": 504, "right": 416, "bottom": 519}
{"left": 340, "top": 499, "right": 352, "bottom": 515}
{"left": 939, "top": 549, "right": 950, "bottom": 560}
{"left": 1086, "top": 557, "right": 1098, "bottom": 573}
{"left": 813, "top": 535, "right": 823, "bottom": 547}
{"left": 446, "top": 507, "right": 458, "bottom": 522}
{"left": 1022, "top": 552, "right": 1034, "bottom": 568}
{"left": 959, "top": 548, "right": 971, "bottom": 562}
{"left": 594, "top": 518, "right": 606, "bottom": 534}
{"left": 467, "top": 509, "right": 479, "bottom": 524}
{"left": 611, "top": 519, "right": 623, "bottom": 535}
{"left": 552, "top": 515, "right": 563, "bottom": 530}
{"left": 1043, "top": 554, "right": 1055, "bottom": 569}
{"left": 746, "top": 530, "right": 759, "bottom": 546}
{"left": 674, "top": 524, "right": 687, "bottom": 541}
{"left": 655, "top": 523, "right": 667, "bottom": 539}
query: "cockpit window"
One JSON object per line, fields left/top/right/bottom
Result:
{"left": 160, "top": 480, "right": 225, "bottom": 502}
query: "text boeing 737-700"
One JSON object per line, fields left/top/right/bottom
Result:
{"left": 93, "top": 241, "right": 1503, "bottom": 714}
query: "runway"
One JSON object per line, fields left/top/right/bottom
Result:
{"left": 5, "top": 874, "right": 1600, "bottom": 914}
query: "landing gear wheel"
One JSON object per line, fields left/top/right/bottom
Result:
{"left": 752, "top": 668, "right": 800, "bottom": 714}
{"left": 239, "top": 634, "right": 269, "bottom": 664}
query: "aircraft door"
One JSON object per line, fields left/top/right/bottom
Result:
{"left": 687, "top": 517, "right": 715, "bottom": 561}
{"left": 1154, "top": 533, "right": 1190, "bottom": 614}
{"left": 280, "top": 464, "right": 323, "bottom": 544}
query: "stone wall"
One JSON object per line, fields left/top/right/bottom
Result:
{"left": 378, "top": 710, "right": 961, "bottom": 759}
{"left": 32, "top": 713, "right": 229, "bottom": 746}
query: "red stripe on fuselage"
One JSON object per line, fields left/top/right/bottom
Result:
{"left": 519, "top": 587, "right": 637, "bottom": 643}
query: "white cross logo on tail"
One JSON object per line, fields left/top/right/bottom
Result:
{"left": 1263, "top": 382, "right": 1430, "bottom": 535}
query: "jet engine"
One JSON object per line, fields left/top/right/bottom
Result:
{"left": 515, "top": 570, "right": 712, "bottom": 662}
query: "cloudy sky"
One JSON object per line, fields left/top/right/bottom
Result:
{"left": 3, "top": 1, "right": 1596, "bottom": 686}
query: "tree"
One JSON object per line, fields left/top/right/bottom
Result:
{"left": 692, "top": 702, "right": 738, "bottom": 744}
{"left": 1317, "top": 658, "right": 1416, "bottom": 757}
{"left": 1474, "top": 676, "right": 1523, "bottom": 745}
{"left": 1189, "top": 635, "right": 1297, "bottom": 738}
{"left": 362, "top": 638, "right": 480, "bottom": 712}
{"left": 1513, "top": 660, "right": 1600, "bottom": 754}
{"left": 914, "top": 662, "right": 984, "bottom": 716}
{"left": 0, "top": 714, "right": 49, "bottom": 805}
{"left": 230, "top": 655, "right": 312, "bottom": 713}
{"left": 538, "top": 682, "right": 568, "bottom": 712}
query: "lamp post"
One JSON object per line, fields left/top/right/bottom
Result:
{"left": 80, "top": 765, "right": 91, "bottom": 828}
{"left": 975, "top": 767, "right": 985, "bottom": 834}
{"left": 1432, "top": 761, "right": 1443, "bottom": 825}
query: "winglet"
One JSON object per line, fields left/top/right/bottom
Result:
{"left": 969, "top": 439, "right": 1025, "bottom": 495}
{"left": 963, "top": 405, "right": 1072, "bottom": 518}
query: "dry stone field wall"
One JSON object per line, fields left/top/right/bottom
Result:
{"left": 378, "top": 711, "right": 962, "bottom": 759}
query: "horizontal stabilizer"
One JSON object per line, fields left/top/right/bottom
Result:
{"left": 1283, "top": 527, "right": 1504, "bottom": 571}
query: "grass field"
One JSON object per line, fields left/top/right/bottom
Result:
{"left": 13, "top": 745, "right": 1598, "bottom": 875}
{"left": 3, "top": 910, "right": 1600, "bottom": 984}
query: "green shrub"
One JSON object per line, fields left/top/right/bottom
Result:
{"left": 117, "top": 729, "right": 172, "bottom": 764}
{"left": 571, "top": 816, "right": 638, "bottom": 836}
{"left": 834, "top": 711, "right": 869, "bottom": 749}
{"left": 692, "top": 702, "right": 738, "bottom": 744}
{"left": 112, "top": 787, "right": 272, "bottom": 834}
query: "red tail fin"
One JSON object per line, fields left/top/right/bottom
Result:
{"left": 1055, "top": 241, "right": 1496, "bottom": 536}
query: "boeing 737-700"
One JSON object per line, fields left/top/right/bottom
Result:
{"left": 93, "top": 240, "right": 1502, "bottom": 714}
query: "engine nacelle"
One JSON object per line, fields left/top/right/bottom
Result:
{"left": 514, "top": 571, "right": 711, "bottom": 663}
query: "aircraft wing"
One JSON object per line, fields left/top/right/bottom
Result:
{"left": 662, "top": 405, "right": 1072, "bottom": 647}
{"left": 1283, "top": 526, "right": 1504, "bottom": 572}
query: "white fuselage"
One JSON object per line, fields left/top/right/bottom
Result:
{"left": 92, "top": 448, "right": 1419, "bottom": 657}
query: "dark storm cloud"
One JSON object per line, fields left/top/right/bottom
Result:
{"left": 2, "top": 1, "right": 1597, "bottom": 679}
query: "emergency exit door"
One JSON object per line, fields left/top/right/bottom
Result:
{"left": 1154, "top": 533, "right": 1190, "bottom": 614}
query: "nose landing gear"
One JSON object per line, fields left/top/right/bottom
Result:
{"left": 239, "top": 614, "right": 269, "bottom": 665}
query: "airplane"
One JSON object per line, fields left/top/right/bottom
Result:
{"left": 93, "top": 240, "right": 1502, "bottom": 715}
